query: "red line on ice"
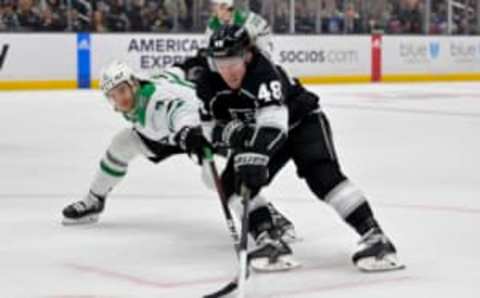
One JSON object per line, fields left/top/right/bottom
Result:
{"left": 64, "top": 262, "right": 416, "bottom": 298}
{"left": 63, "top": 263, "right": 229, "bottom": 289}
{"left": 64, "top": 261, "right": 351, "bottom": 291}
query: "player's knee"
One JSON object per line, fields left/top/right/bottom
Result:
{"left": 292, "top": 122, "right": 338, "bottom": 176}
{"left": 109, "top": 129, "right": 141, "bottom": 162}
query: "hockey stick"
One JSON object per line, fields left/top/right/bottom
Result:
{"left": 202, "top": 148, "right": 240, "bottom": 250}
{"left": 204, "top": 185, "right": 251, "bottom": 298}
{"left": 237, "top": 185, "right": 251, "bottom": 298}
{"left": 202, "top": 148, "right": 251, "bottom": 298}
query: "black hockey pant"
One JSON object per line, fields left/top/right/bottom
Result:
{"left": 221, "top": 111, "right": 347, "bottom": 202}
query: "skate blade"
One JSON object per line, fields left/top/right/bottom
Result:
{"left": 355, "top": 253, "right": 406, "bottom": 272}
{"left": 251, "top": 255, "right": 302, "bottom": 272}
{"left": 62, "top": 214, "right": 100, "bottom": 226}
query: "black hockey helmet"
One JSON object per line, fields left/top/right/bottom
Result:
{"left": 208, "top": 24, "right": 251, "bottom": 59}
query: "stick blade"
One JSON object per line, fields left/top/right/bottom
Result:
{"left": 203, "top": 280, "right": 238, "bottom": 298}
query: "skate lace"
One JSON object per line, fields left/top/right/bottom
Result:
{"left": 256, "top": 231, "right": 282, "bottom": 248}
{"left": 358, "top": 229, "right": 387, "bottom": 246}
{"left": 72, "top": 195, "right": 99, "bottom": 212}
{"left": 72, "top": 201, "right": 87, "bottom": 212}
{"left": 256, "top": 231, "right": 271, "bottom": 246}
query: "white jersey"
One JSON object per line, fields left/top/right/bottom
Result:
{"left": 129, "top": 70, "right": 201, "bottom": 145}
{"left": 88, "top": 70, "right": 202, "bottom": 198}
{"left": 205, "top": 9, "right": 274, "bottom": 59}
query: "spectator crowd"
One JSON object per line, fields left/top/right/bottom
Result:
{"left": 1, "top": 0, "right": 479, "bottom": 34}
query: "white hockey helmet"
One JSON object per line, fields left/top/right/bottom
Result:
{"left": 211, "top": 0, "right": 234, "bottom": 7}
{"left": 100, "top": 60, "right": 136, "bottom": 95}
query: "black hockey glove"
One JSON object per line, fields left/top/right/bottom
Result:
{"left": 234, "top": 152, "right": 270, "bottom": 192}
{"left": 175, "top": 126, "right": 212, "bottom": 164}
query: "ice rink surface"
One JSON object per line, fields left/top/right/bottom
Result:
{"left": 0, "top": 83, "right": 479, "bottom": 298}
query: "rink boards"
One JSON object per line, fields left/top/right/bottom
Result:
{"left": 1, "top": 33, "right": 480, "bottom": 89}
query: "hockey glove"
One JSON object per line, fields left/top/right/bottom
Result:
{"left": 175, "top": 126, "right": 212, "bottom": 164}
{"left": 234, "top": 152, "right": 270, "bottom": 192}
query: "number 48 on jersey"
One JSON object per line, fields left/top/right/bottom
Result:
{"left": 258, "top": 81, "right": 282, "bottom": 103}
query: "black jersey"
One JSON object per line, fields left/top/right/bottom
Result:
{"left": 173, "top": 49, "right": 209, "bottom": 84}
{"left": 197, "top": 51, "right": 319, "bottom": 127}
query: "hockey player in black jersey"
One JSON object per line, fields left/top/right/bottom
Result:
{"left": 196, "top": 24, "right": 404, "bottom": 272}
{"left": 172, "top": 49, "right": 299, "bottom": 244}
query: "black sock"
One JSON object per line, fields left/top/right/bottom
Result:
{"left": 346, "top": 202, "right": 381, "bottom": 236}
{"left": 249, "top": 206, "right": 274, "bottom": 239}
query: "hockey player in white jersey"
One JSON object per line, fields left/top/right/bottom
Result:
{"left": 206, "top": 0, "right": 274, "bottom": 59}
{"left": 61, "top": 61, "right": 297, "bottom": 244}
{"left": 61, "top": 61, "right": 209, "bottom": 225}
